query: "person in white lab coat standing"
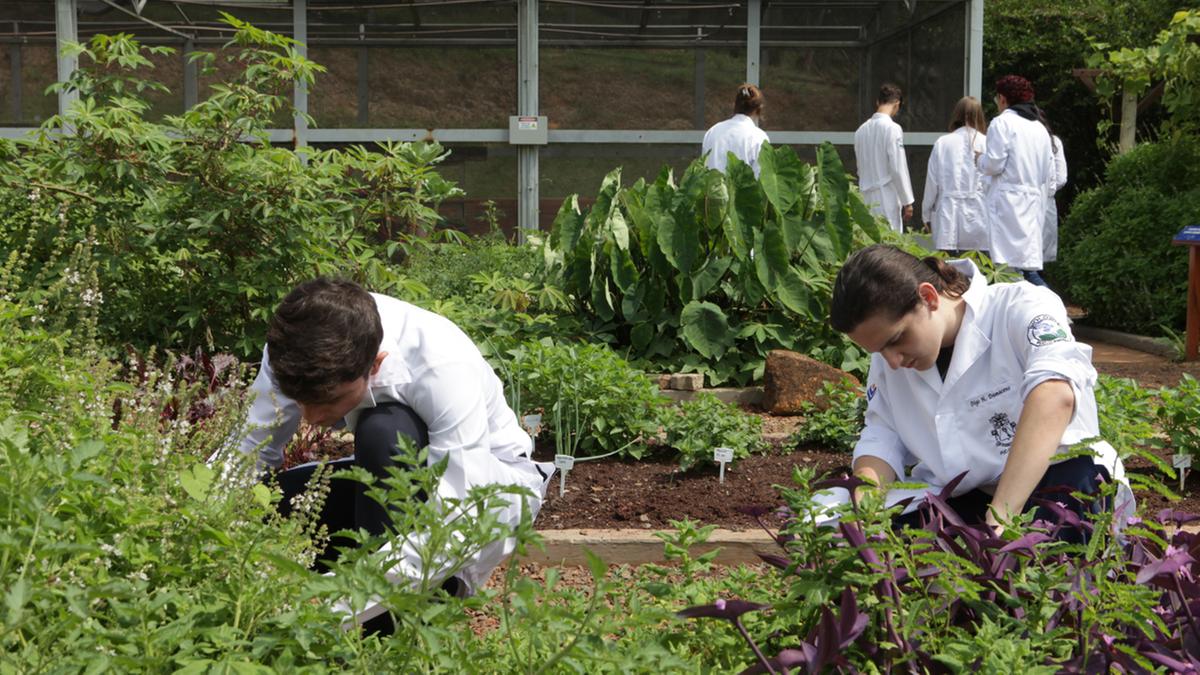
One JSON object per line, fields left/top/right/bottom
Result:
{"left": 854, "top": 83, "right": 915, "bottom": 233}
{"left": 1042, "top": 121, "right": 1068, "bottom": 265}
{"left": 921, "top": 96, "right": 990, "bottom": 255}
{"left": 978, "top": 75, "right": 1054, "bottom": 286}
{"left": 223, "top": 278, "right": 552, "bottom": 631}
{"left": 702, "top": 83, "right": 770, "bottom": 176}
{"left": 829, "top": 245, "right": 1131, "bottom": 541}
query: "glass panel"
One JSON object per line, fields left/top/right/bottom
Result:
{"left": 868, "top": 2, "right": 967, "bottom": 133}
{"left": 0, "top": 1, "right": 59, "bottom": 126}
{"left": 307, "top": 3, "right": 516, "bottom": 129}
{"left": 432, "top": 143, "right": 520, "bottom": 235}
{"left": 541, "top": 3, "right": 746, "bottom": 130}
{"left": 540, "top": 142, "right": 698, "bottom": 199}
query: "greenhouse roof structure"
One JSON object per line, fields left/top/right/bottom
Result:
{"left": 0, "top": 0, "right": 983, "bottom": 231}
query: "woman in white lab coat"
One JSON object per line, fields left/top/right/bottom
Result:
{"left": 829, "top": 245, "right": 1131, "bottom": 540}
{"left": 921, "top": 96, "right": 989, "bottom": 254}
{"left": 979, "top": 75, "right": 1054, "bottom": 287}
{"left": 1043, "top": 132, "right": 1068, "bottom": 263}
{"left": 702, "top": 83, "right": 770, "bottom": 176}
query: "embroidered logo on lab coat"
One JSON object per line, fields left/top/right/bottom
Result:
{"left": 1026, "top": 314, "right": 1069, "bottom": 347}
{"left": 867, "top": 383, "right": 878, "bottom": 402}
{"left": 989, "top": 412, "right": 1017, "bottom": 450}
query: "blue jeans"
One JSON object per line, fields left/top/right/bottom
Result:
{"left": 1021, "top": 269, "right": 1048, "bottom": 287}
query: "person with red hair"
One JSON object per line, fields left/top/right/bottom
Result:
{"left": 978, "top": 75, "right": 1055, "bottom": 286}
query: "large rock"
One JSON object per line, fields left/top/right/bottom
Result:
{"left": 761, "top": 350, "right": 860, "bottom": 416}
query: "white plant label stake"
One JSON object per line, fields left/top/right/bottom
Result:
{"left": 1174, "top": 453, "right": 1192, "bottom": 492}
{"left": 521, "top": 413, "right": 543, "bottom": 437}
{"left": 554, "top": 454, "right": 575, "bottom": 496}
{"left": 713, "top": 447, "right": 734, "bottom": 484}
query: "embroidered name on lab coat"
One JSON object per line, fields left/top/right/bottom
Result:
{"left": 967, "top": 384, "right": 1011, "bottom": 408}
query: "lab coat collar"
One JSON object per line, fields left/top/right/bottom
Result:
{"left": 940, "top": 259, "right": 990, "bottom": 394}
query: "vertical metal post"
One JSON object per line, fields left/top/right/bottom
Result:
{"left": 693, "top": 40, "right": 706, "bottom": 128}
{"left": 1119, "top": 89, "right": 1137, "bottom": 154}
{"left": 517, "top": 0, "right": 539, "bottom": 239}
{"left": 293, "top": 0, "right": 308, "bottom": 150}
{"left": 746, "top": 0, "right": 761, "bottom": 85}
{"left": 55, "top": 0, "right": 78, "bottom": 120}
{"left": 183, "top": 37, "right": 198, "bottom": 110}
{"left": 966, "top": 0, "right": 983, "bottom": 99}
{"left": 357, "top": 23, "right": 369, "bottom": 126}
{"left": 9, "top": 23, "right": 22, "bottom": 123}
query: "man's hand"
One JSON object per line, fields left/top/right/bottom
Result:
{"left": 902, "top": 204, "right": 914, "bottom": 221}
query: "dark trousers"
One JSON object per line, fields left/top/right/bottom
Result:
{"left": 1021, "top": 268, "right": 1049, "bottom": 287}
{"left": 271, "top": 403, "right": 448, "bottom": 635}
{"left": 894, "top": 456, "right": 1112, "bottom": 544}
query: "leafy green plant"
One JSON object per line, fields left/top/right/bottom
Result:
{"left": 541, "top": 143, "right": 883, "bottom": 386}
{"left": 789, "top": 378, "right": 866, "bottom": 453}
{"left": 0, "top": 21, "right": 455, "bottom": 359}
{"left": 1156, "top": 373, "right": 1200, "bottom": 461}
{"left": 505, "top": 339, "right": 665, "bottom": 458}
{"left": 1058, "top": 136, "right": 1200, "bottom": 335}
{"left": 659, "top": 392, "right": 765, "bottom": 471}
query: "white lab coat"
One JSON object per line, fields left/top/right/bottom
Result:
{"left": 922, "top": 127, "right": 989, "bottom": 252}
{"left": 232, "top": 294, "right": 552, "bottom": 595}
{"left": 854, "top": 112, "right": 914, "bottom": 233}
{"left": 1043, "top": 135, "right": 1067, "bottom": 262}
{"left": 979, "top": 109, "right": 1054, "bottom": 271}
{"left": 850, "top": 260, "right": 1132, "bottom": 519}
{"left": 702, "top": 114, "right": 770, "bottom": 176}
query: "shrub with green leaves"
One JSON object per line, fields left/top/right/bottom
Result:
{"left": 659, "top": 392, "right": 765, "bottom": 471}
{"left": 0, "top": 21, "right": 455, "bottom": 359}
{"left": 1059, "top": 136, "right": 1200, "bottom": 335}
{"left": 1157, "top": 373, "right": 1200, "bottom": 461}
{"left": 541, "top": 144, "right": 882, "bottom": 386}
{"left": 789, "top": 378, "right": 866, "bottom": 453}
{"left": 503, "top": 339, "right": 665, "bottom": 458}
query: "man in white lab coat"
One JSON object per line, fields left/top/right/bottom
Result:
{"left": 228, "top": 278, "right": 552, "bottom": 628}
{"left": 854, "top": 83, "right": 915, "bottom": 233}
{"left": 979, "top": 75, "right": 1054, "bottom": 286}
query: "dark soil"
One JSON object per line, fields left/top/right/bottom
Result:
{"left": 536, "top": 444, "right": 849, "bottom": 531}
{"left": 536, "top": 356, "right": 1200, "bottom": 530}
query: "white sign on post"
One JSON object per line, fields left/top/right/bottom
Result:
{"left": 521, "top": 413, "right": 543, "bottom": 437}
{"left": 713, "top": 447, "right": 734, "bottom": 484}
{"left": 1174, "top": 453, "right": 1192, "bottom": 491}
{"left": 554, "top": 454, "right": 575, "bottom": 496}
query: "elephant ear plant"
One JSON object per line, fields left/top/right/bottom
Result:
{"left": 677, "top": 468, "right": 1200, "bottom": 673}
{"left": 542, "top": 143, "right": 882, "bottom": 386}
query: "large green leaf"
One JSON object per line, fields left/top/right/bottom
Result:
{"left": 680, "top": 301, "right": 734, "bottom": 359}
{"left": 774, "top": 266, "right": 814, "bottom": 316}
{"left": 753, "top": 221, "right": 790, "bottom": 291}
{"left": 655, "top": 186, "right": 700, "bottom": 275}
{"left": 606, "top": 208, "right": 639, "bottom": 293}
{"left": 548, "top": 195, "right": 584, "bottom": 268}
{"left": 693, "top": 255, "right": 732, "bottom": 299}
{"left": 701, "top": 170, "right": 730, "bottom": 235}
{"left": 815, "top": 142, "right": 855, "bottom": 259}
{"left": 758, "top": 144, "right": 806, "bottom": 216}
{"left": 723, "top": 157, "right": 762, "bottom": 260}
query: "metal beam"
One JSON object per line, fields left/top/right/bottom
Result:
{"left": 357, "top": 23, "right": 369, "bottom": 125}
{"left": 746, "top": 0, "right": 761, "bottom": 85}
{"left": 293, "top": 0, "right": 308, "bottom": 150}
{"left": 183, "top": 37, "right": 198, "bottom": 110}
{"left": 0, "top": 126, "right": 944, "bottom": 147}
{"left": 8, "top": 23, "right": 21, "bottom": 124}
{"left": 966, "top": 0, "right": 982, "bottom": 99}
{"left": 54, "top": 0, "right": 78, "bottom": 121}
{"left": 516, "top": 0, "right": 539, "bottom": 238}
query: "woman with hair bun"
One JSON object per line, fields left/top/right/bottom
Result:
{"left": 979, "top": 75, "right": 1055, "bottom": 286}
{"left": 701, "top": 83, "right": 770, "bottom": 176}
{"left": 828, "top": 244, "right": 1131, "bottom": 541}
{"left": 921, "top": 96, "right": 989, "bottom": 254}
